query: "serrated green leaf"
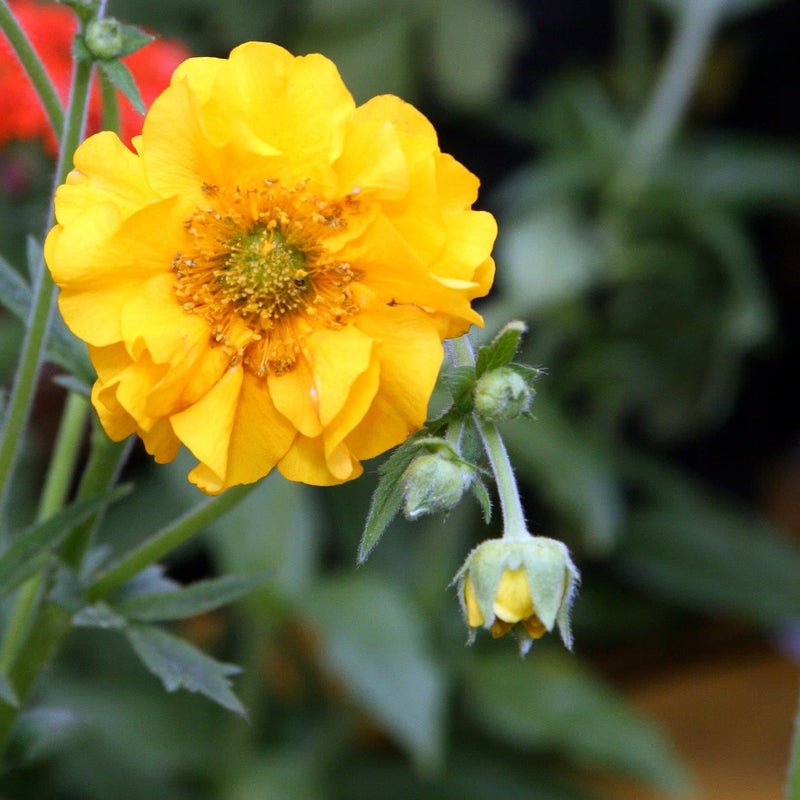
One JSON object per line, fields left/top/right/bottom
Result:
{"left": 475, "top": 320, "right": 527, "bottom": 376}
{"left": 358, "top": 436, "right": 425, "bottom": 563}
{"left": 463, "top": 650, "right": 688, "bottom": 791}
{"left": 0, "top": 486, "right": 130, "bottom": 600}
{"left": 302, "top": 574, "right": 446, "bottom": 770}
{"left": 98, "top": 59, "right": 145, "bottom": 114}
{"left": 444, "top": 365, "right": 476, "bottom": 412}
{"left": 124, "top": 623, "right": 245, "bottom": 715}
{"left": 470, "top": 475, "right": 492, "bottom": 524}
{"left": 0, "top": 671, "right": 19, "bottom": 708}
{"left": 112, "top": 572, "right": 271, "bottom": 622}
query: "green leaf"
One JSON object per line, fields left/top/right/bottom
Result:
{"left": 444, "top": 365, "right": 476, "bottom": 412}
{"left": 664, "top": 138, "right": 800, "bottom": 209}
{"left": 617, "top": 455, "right": 800, "bottom": 625}
{"left": 98, "top": 59, "right": 145, "bottom": 114}
{"left": 0, "top": 242, "right": 95, "bottom": 384}
{"left": 8, "top": 707, "right": 77, "bottom": 765}
{"left": 0, "top": 671, "right": 19, "bottom": 708}
{"left": 51, "top": 373, "right": 91, "bottom": 398}
{"left": 302, "top": 573, "right": 446, "bottom": 770}
{"left": 358, "top": 436, "right": 425, "bottom": 563}
{"left": 72, "top": 602, "right": 127, "bottom": 630}
{"left": 112, "top": 572, "right": 272, "bottom": 622}
{"left": 0, "top": 252, "right": 31, "bottom": 319}
{"left": 429, "top": 0, "right": 527, "bottom": 110}
{"left": 116, "top": 23, "right": 155, "bottom": 58}
{"left": 462, "top": 650, "right": 688, "bottom": 791}
{"left": 470, "top": 475, "right": 492, "bottom": 524}
{"left": 124, "top": 623, "right": 245, "bottom": 715}
{"left": 0, "top": 486, "right": 130, "bottom": 600}
{"left": 475, "top": 320, "right": 527, "bottom": 377}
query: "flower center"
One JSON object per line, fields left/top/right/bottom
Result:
{"left": 173, "top": 182, "right": 361, "bottom": 376}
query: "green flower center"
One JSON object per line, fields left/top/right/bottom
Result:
{"left": 218, "top": 226, "right": 311, "bottom": 319}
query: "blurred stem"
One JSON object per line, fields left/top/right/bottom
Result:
{"left": 616, "top": 0, "right": 652, "bottom": 107}
{"left": 788, "top": 697, "right": 800, "bottom": 800}
{"left": 60, "top": 427, "right": 132, "bottom": 571}
{"left": 39, "top": 393, "right": 90, "bottom": 519}
{"left": 0, "top": 0, "right": 65, "bottom": 137}
{"left": 448, "top": 335, "right": 528, "bottom": 539}
{"left": 616, "top": 0, "right": 726, "bottom": 196}
{"left": 87, "top": 483, "right": 260, "bottom": 600}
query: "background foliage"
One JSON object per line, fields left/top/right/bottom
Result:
{"left": 1, "top": 0, "right": 799, "bottom": 797}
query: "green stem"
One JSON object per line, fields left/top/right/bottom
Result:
{"left": 98, "top": 67, "right": 120, "bottom": 134}
{"left": 617, "top": 0, "right": 726, "bottom": 196}
{"left": 616, "top": 0, "right": 652, "bottom": 108}
{"left": 87, "top": 483, "right": 260, "bottom": 600}
{"left": 0, "top": 0, "right": 65, "bottom": 137}
{"left": 0, "top": 394, "right": 89, "bottom": 675}
{"left": 38, "top": 393, "right": 90, "bottom": 520}
{"left": 447, "top": 335, "right": 528, "bottom": 539}
{"left": 0, "top": 55, "right": 93, "bottom": 510}
{"left": 788, "top": 694, "right": 800, "bottom": 800}
{"left": 0, "top": 38, "right": 94, "bottom": 757}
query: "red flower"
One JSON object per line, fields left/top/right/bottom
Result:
{"left": 0, "top": 0, "right": 191, "bottom": 153}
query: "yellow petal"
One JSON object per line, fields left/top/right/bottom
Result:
{"left": 463, "top": 576, "right": 485, "bottom": 627}
{"left": 48, "top": 196, "right": 189, "bottom": 347}
{"left": 306, "top": 325, "right": 373, "bottom": 427}
{"left": 268, "top": 358, "right": 323, "bottom": 438}
{"left": 277, "top": 433, "right": 362, "bottom": 486}
{"left": 492, "top": 568, "right": 535, "bottom": 624}
{"left": 54, "top": 131, "right": 158, "bottom": 226}
{"left": 222, "top": 372, "right": 297, "bottom": 488}
{"left": 171, "top": 366, "right": 244, "bottom": 480}
{"left": 346, "top": 288, "right": 442, "bottom": 459}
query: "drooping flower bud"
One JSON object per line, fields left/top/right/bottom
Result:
{"left": 84, "top": 18, "right": 124, "bottom": 60}
{"left": 473, "top": 366, "right": 532, "bottom": 422}
{"left": 402, "top": 451, "right": 475, "bottom": 520}
{"left": 454, "top": 536, "right": 579, "bottom": 655}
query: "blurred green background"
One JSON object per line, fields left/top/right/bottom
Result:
{"left": 1, "top": 0, "right": 800, "bottom": 798}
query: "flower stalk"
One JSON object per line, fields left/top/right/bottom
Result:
{"left": 447, "top": 335, "right": 528, "bottom": 540}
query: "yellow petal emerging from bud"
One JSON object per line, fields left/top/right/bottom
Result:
{"left": 455, "top": 536, "right": 579, "bottom": 654}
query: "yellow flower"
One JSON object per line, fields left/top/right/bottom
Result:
{"left": 45, "top": 42, "right": 496, "bottom": 493}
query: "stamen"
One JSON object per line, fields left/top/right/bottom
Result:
{"left": 173, "top": 181, "right": 361, "bottom": 376}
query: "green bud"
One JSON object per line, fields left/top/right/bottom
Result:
{"left": 473, "top": 366, "right": 532, "bottom": 422}
{"left": 85, "top": 18, "right": 124, "bottom": 60}
{"left": 402, "top": 452, "right": 474, "bottom": 520}
{"left": 454, "top": 536, "right": 579, "bottom": 655}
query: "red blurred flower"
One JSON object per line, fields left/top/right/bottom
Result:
{"left": 0, "top": 0, "right": 191, "bottom": 153}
